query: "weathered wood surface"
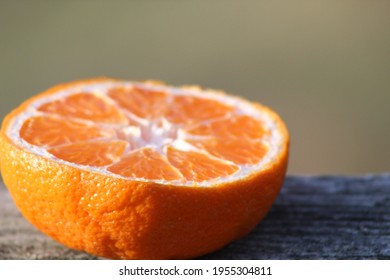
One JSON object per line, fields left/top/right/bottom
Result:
{"left": 1, "top": 175, "right": 390, "bottom": 260}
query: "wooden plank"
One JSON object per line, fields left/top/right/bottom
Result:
{"left": 1, "top": 175, "right": 390, "bottom": 260}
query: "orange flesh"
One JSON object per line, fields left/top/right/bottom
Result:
{"left": 20, "top": 116, "right": 113, "bottom": 147}
{"left": 166, "top": 147, "right": 239, "bottom": 181}
{"left": 187, "top": 138, "right": 268, "bottom": 165}
{"left": 108, "top": 86, "right": 168, "bottom": 119}
{"left": 186, "top": 115, "right": 269, "bottom": 139}
{"left": 108, "top": 148, "right": 182, "bottom": 180}
{"left": 166, "top": 95, "right": 233, "bottom": 125}
{"left": 17, "top": 84, "right": 270, "bottom": 182}
{"left": 38, "top": 93, "right": 128, "bottom": 124}
{"left": 48, "top": 140, "right": 128, "bottom": 167}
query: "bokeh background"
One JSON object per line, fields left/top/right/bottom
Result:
{"left": 1, "top": 0, "right": 389, "bottom": 175}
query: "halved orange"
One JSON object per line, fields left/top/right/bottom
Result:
{"left": 0, "top": 78, "right": 289, "bottom": 259}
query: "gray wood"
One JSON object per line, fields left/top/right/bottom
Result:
{"left": 1, "top": 175, "right": 390, "bottom": 260}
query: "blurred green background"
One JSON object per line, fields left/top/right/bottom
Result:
{"left": 1, "top": 0, "right": 389, "bottom": 175}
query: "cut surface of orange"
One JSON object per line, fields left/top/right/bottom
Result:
{"left": 0, "top": 78, "right": 289, "bottom": 259}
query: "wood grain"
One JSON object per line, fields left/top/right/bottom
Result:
{"left": 1, "top": 175, "right": 390, "bottom": 260}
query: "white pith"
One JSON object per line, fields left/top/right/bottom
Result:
{"left": 6, "top": 81, "right": 284, "bottom": 186}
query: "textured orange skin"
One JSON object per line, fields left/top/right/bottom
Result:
{"left": 0, "top": 78, "right": 289, "bottom": 259}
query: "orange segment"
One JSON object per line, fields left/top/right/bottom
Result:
{"left": 188, "top": 138, "right": 268, "bottom": 165}
{"left": 20, "top": 116, "right": 113, "bottom": 147}
{"left": 166, "top": 95, "right": 233, "bottom": 125}
{"left": 166, "top": 146, "right": 239, "bottom": 181}
{"left": 38, "top": 93, "right": 128, "bottom": 124}
{"left": 48, "top": 140, "right": 128, "bottom": 167}
{"left": 108, "top": 86, "right": 168, "bottom": 119}
{"left": 108, "top": 148, "right": 182, "bottom": 180}
{"left": 187, "top": 115, "right": 269, "bottom": 139}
